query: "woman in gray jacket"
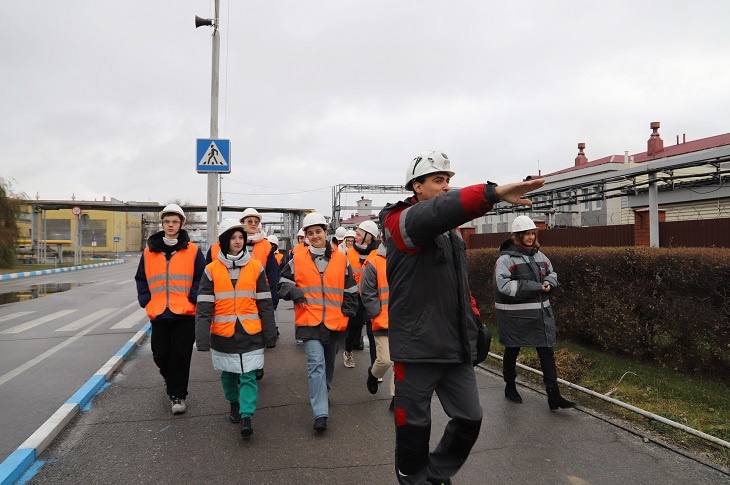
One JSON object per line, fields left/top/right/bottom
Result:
{"left": 494, "top": 215, "right": 574, "bottom": 411}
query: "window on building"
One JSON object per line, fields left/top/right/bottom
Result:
{"left": 81, "top": 219, "right": 107, "bottom": 247}
{"left": 582, "top": 188, "right": 590, "bottom": 210}
{"left": 46, "top": 219, "right": 71, "bottom": 240}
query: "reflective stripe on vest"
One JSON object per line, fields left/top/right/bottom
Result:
{"left": 293, "top": 250, "right": 348, "bottom": 332}
{"left": 207, "top": 259, "right": 263, "bottom": 337}
{"left": 143, "top": 244, "right": 198, "bottom": 320}
{"left": 369, "top": 254, "right": 389, "bottom": 331}
{"left": 494, "top": 300, "right": 550, "bottom": 311}
{"left": 347, "top": 247, "right": 364, "bottom": 285}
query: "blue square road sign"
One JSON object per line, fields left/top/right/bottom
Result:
{"left": 196, "top": 139, "right": 231, "bottom": 173}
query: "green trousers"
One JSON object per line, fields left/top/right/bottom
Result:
{"left": 221, "top": 370, "right": 258, "bottom": 418}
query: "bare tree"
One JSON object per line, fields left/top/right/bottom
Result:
{"left": 0, "top": 177, "right": 25, "bottom": 268}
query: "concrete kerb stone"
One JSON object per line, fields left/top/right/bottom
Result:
{"left": 0, "top": 259, "right": 125, "bottom": 281}
{"left": 0, "top": 322, "right": 152, "bottom": 485}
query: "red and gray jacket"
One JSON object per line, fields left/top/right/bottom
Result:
{"left": 380, "top": 183, "right": 498, "bottom": 363}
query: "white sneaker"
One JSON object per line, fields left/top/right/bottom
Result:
{"left": 171, "top": 397, "right": 186, "bottom": 415}
{"left": 343, "top": 351, "right": 355, "bottom": 368}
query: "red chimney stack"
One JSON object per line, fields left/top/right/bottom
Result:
{"left": 647, "top": 121, "right": 664, "bottom": 157}
{"left": 575, "top": 142, "right": 588, "bottom": 167}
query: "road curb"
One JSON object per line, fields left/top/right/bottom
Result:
{"left": 0, "top": 260, "right": 125, "bottom": 281}
{"left": 0, "top": 322, "right": 151, "bottom": 485}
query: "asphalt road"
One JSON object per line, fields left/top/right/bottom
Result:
{"left": 0, "top": 257, "right": 147, "bottom": 464}
{"left": 16, "top": 301, "right": 730, "bottom": 484}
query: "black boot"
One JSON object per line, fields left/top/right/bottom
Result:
{"left": 547, "top": 387, "right": 575, "bottom": 411}
{"left": 229, "top": 402, "right": 241, "bottom": 423}
{"left": 366, "top": 366, "right": 379, "bottom": 394}
{"left": 504, "top": 381, "right": 522, "bottom": 403}
{"left": 240, "top": 416, "right": 253, "bottom": 438}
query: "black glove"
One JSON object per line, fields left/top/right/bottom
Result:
{"left": 293, "top": 296, "right": 307, "bottom": 304}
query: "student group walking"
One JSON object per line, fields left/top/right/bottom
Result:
{"left": 135, "top": 151, "right": 576, "bottom": 484}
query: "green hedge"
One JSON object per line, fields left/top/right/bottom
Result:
{"left": 467, "top": 246, "right": 730, "bottom": 378}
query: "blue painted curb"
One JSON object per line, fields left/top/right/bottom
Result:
{"left": 0, "top": 322, "right": 151, "bottom": 485}
{"left": 0, "top": 260, "right": 124, "bottom": 281}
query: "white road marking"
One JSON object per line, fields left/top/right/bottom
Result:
{"left": 114, "top": 279, "right": 131, "bottom": 285}
{"left": 56, "top": 308, "right": 117, "bottom": 332}
{"left": 109, "top": 308, "right": 148, "bottom": 329}
{"left": 0, "top": 311, "right": 35, "bottom": 323}
{"left": 0, "top": 301, "right": 138, "bottom": 387}
{"left": 1, "top": 309, "right": 78, "bottom": 334}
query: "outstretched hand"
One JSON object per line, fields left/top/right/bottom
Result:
{"left": 495, "top": 179, "right": 545, "bottom": 206}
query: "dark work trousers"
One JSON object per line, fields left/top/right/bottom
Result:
{"left": 344, "top": 298, "right": 366, "bottom": 352}
{"left": 392, "top": 361, "right": 483, "bottom": 485}
{"left": 503, "top": 346, "right": 558, "bottom": 389}
{"left": 151, "top": 317, "right": 196, "bottom": 399}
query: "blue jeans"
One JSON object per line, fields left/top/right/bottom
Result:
{"left": 303, "top": 336, "right": 341, "bottom": 419}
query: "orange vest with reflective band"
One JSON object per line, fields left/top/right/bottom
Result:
{"left": 347, "top": 247, "right": 364, "bottom": 285}
{"left": 274, "top": 252, "right": 283, "bottom": 264}
{"left": 292, "top": 249, "right": 349, "bottom": 331}
{"left": 143, "top": 244, "right": 198, "bottom": 320}
{"left": 366, "top": 253, "right": 389, "bottom": 331}
{"left": 248, "top": 238, "right": 272, "bottom": 264}
{"left": 206, "top": 259, "right": 263, "bottom": 337}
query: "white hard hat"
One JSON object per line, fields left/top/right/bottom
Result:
{"left": 344, "top": 229, "right": 357, "bottom": 239}
{"left": 266, "top": 234, "right": 279, "bottom": 247}
{"left": 240, "top": 207, "right": 262, "bottom": 222}
{"left": 358, "top": 220, "right": 379, "bottom": 238}
{"left": 297, "top": 229, "right": 305, "bottom": 238}
{"left": 302, "top": 212, "right": 328, "bottom": 231}
{"left": 160, "top": 203, "right": 186, "bottom": 223}
{"left": 334, "top": 226, "right": 347, "bottom": 241}
{"left": 512, "top": 215, "right": 537, "bottom": 233}
{"left": 405, "top": 150, "right": 455, "bottom": 190}
{"left": 218, "top": 218, "right": 245, "bottom": 241}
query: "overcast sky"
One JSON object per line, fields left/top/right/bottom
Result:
{"left": 2, "top": 1, "right": 729, "bottom": 221}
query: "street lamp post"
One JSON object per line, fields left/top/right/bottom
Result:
{"left": 196, "top": 1, "right": 221, "bottom": 248}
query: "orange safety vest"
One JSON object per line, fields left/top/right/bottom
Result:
{"left": 292, "top": 249, "right": 349, "bottom": 332}
{"left": 210, "top": 243, "right": 221, "bottom": 261}
{"left": 206, "top": 259, "right": 263, "bottom": 336}
{"left": 347, "top": 247, "right": 364, "bottom": 285}
{"left": 365, "top": 253, "right": 389, "bottom": 331}
{"left": 143, "top": 244, "right": 198, "bottom": 320}
{"left": 248, "top": 238, "right": 272, "bottom": 264}
{"left": 274, "top": 252, "right": 283, "bottom": 264}
{"left": 292, "top": 243, "right": 307, "bottom": 256}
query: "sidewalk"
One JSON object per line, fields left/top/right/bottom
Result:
{"left": 19, "top": 302, "right": 730, "bottom": 484}
{"left": 0, "top": 260, "right": 124, "bottom": 280}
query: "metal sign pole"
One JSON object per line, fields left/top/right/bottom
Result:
{"left": 206, "top": 0, "right": 221, "bottom": 248}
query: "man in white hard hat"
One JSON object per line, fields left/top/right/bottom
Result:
{"left": 380, "top": 150, "right": 544, "bottom": 485}
{"left": 135, "top": 203, "right": 206, "bottom": 415}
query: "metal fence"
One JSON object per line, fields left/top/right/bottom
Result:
{"left": 467, "top": 218, "right": 730, "bottom": 249}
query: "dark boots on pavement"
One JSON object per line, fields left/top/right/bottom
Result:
{"left": 547, "top": 387, "right": 575, "bottom": 411}
{"left": 366, "top": 366, "right": 379, "bottom": 394}
{"left": 240, "top": 416, "right": 253, "bottom": 438}
{"left": 229, "top": 402, "right": 241, "bottom": 423}
{"left": 504, "top": 381, "right": 522, "bottom": 403}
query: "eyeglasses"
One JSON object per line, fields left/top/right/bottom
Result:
{"left": 162, "top": 219, "right": 181, "bottom": 225}
{"left": 242, "top": 218, "right": 260, "bottom": 225}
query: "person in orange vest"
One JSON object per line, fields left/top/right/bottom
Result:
{"left": 135, "top": 203, "right": 206, "bottom": 415}
{"left": 342, "top": 220, "right": 379, "bottom": 368}
{"left": 267, "top": 235, "right": 283, "bottom": 265}
{"left": 207, "top": 209, "right": 280, "bottom": 376}
{"left": 359, "top": 231, "right": 394, "bottom": 411}
{"left": 195, "top": 219, "right": 278, "bottom": 439}
{"left": 278, "top": 212, "right": 359, "bottom": 432}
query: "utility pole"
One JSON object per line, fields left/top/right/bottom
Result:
{"left": 196, "top": 1, "right": 221, "bottom": 247}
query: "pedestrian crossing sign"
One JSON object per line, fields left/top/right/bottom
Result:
{"left": 196, "top": 138, "right": 231, "bottom": 173}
